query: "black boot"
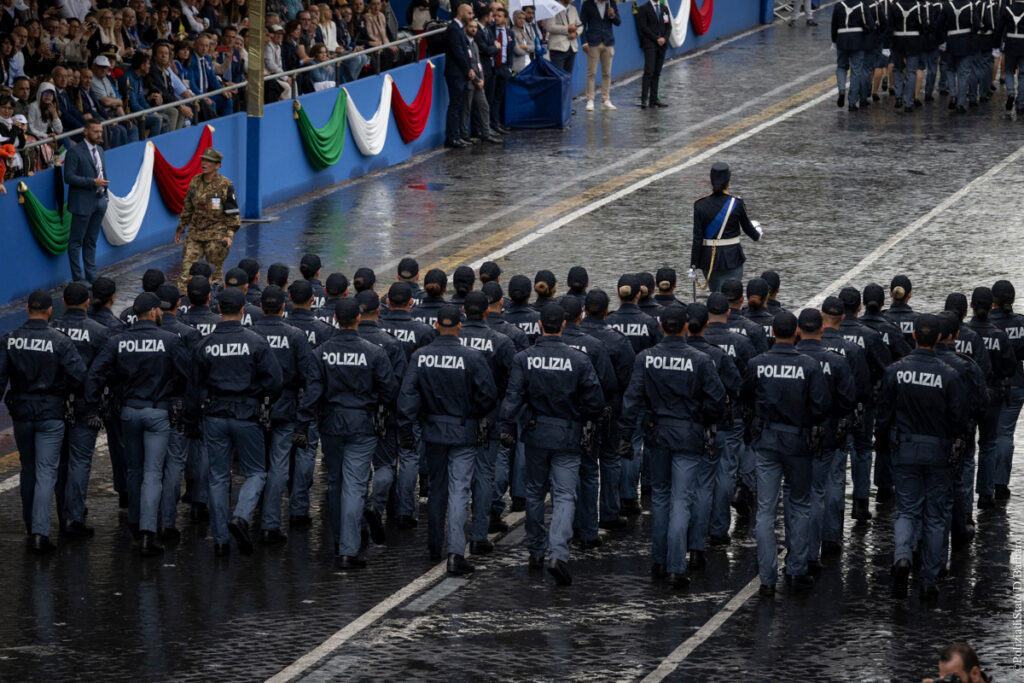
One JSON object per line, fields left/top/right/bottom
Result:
{"left": 62, "top": 519, "right": 95, "bottom": 538}
{"left": 488, "top": 513, "right": 509, "bottom": 533}
{"left": 30, "top": 534, "right": 55, "bottom": 555}
{"left": 228, "top": 516, "right": 254, "bottom": 555}
{"left": 689, "top": 550, "right": 707, "bottom": 570}
{"left": 260, "top": 529, "right": 288, "bottom": 545}
{"left": 852, "top": 498, "right": 872, "bottom": 521}
{"left": 336, "top": 555, "right": 367, "bottom": 570}
{"left": 547, "top": 558, "right": 572, "bottom": 586}
{"left": 667, "top": 572, "right": 690, "bottom": 589}
{"left": 469, "top": 540, "right": 494, "bottom": 555}
{"left": 396, "top": 514, "right": 418, "bottom": 529}
{"left": 447, "top": 553, "right": 475, "bottom": 576}
{"left": 891, "top": 558, "right": 911, "bottom": 598}
{"left": 363, "top": 508, "right": 386, "bottom": 544}
{"left": 837, "top": 92, "right": 846, "bottom": 108}
{"left": 139, "top": 531, "right": 164, "bottom": 557}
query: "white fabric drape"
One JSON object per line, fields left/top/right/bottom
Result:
{"left": 102, "top": 142, "right": 155, "bottom": 246}
{"left": 345, "top": 75, "right": 394, "bottom": 157}
{"left": 669, "top": 0, "right": 691, "bottom": 48}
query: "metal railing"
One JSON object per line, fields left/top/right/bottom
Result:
{"left": 21, "top": 26, "right": 446, "bottom": 153}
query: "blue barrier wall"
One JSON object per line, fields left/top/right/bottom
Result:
{"left": 0, "top": 0, "right": 763, "bottom": 305}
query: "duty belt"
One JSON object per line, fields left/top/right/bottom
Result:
{"left": 947, "top": 28, "right": 971, "bottom": 35}
{"left": 702, "top": 236, "right": 740, "bottom": 247}
{"left": 655, "top": 416, "right": 700, "bottom": 429}
{"left": 533, "top": 415, "right": 581, "bottom": 431}
{"left": 425, "top": 414, "right": 477, "bottom": 428}
{"left": 124, "top": 398, "right": 172, "bottom": 410}
{"left": 893, "top": 30, "right": 920, "bottom": 36}
{"left": 899, "top": 433, "right": 948, "bottom": 446}
{"left": 837, "top": 27, "right": 863, "bottom": 32}
{"left": 764, "top": 421, "right": 804, "bottom": 435}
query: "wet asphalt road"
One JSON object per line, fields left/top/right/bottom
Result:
{"left": 2, "top": 13, "right": 1024, "bottom": 682}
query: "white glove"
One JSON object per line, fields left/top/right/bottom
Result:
{"left": 752, "top": 220, "right": 764, "bottom": 238}
{"left": 993, "top": 48, "right": 1001, "bottom": 58}
{"left": 882, "top": 48, "right": 891, "bottom": 58}
{"left": 831, "top": 43, "right": 836, "bottom": 52}
{"left": 938, "top": 42, "right": 946, "bottom": 51}
{"left": 687, "top": 267, "right": 697, "bottom": 282}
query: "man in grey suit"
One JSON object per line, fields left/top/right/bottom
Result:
{"left": 64, "top": 120, "right": 110, "bottom": 284}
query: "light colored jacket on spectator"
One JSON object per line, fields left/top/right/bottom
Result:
{"left": 28, "top": 82, "right": 64, "bottom": 138}
{"left": 545, "top": 3, "right": 580, "bottom": 53}
{"left": 511, "top": 25, "right": 533, "bottom": 72}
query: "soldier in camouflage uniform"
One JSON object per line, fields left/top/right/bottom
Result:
{"left": 175, "top": 148, "right": 241, "bottom": 289}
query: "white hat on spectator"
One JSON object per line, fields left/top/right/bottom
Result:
{"left": 12, "top": 115, "right": 28, "bottom": 124}
{"left": 93, "top": 55, "right": 112, "bottom": 68}
{"left": 270, "top": 24, "right": 285, "bottom": 32}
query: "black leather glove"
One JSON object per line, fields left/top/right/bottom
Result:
{"left": 86, "top": 413, "right": 103, "bottom": 431}
{"left": 292, "top": 427, "right": 309, "bottom": 450}
{"left": 399, "top": 430, "right": 416, "bottom": 451}
{"left": 477, "top": 417, "right": 492, "bottom": 446}
{"left": 499, "top": 429, "right": 517, "bottom": 449}
{"left": 599, "top": 404, "right": 613, "bottom": 425}
{"left": 617, "top": 436, "right": 634, "bottom": 460}
{"left": 184, "top": 422, "right": 202, "bottom": 440}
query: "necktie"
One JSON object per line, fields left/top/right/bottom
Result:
{"left": 91, "top": 145, "right": 105, "bottom": 197}
{"left": 496, "top": 28, "right": 504, "bottom": 66}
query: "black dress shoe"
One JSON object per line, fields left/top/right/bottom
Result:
{"left": 640, "top": 103, "right": 648, "bottom": 109}
{"left": 759, "top": 583, "right": 775, "bottom": 597}
{"left": 528, "top": 555, "right": 545, "bottom": 571}
{"left": 891, "top": 558, "right": 911, "bottom": 598}
{"left": 158, "top": 527, "right": 181, "bottom": 543}
{"left": 848, "top": 103, "right": 859, "bottom": 112}
{"left": 894, "top": 97, "right": 904, "bottom": 109}
{"left": 118, "top": 492, "right": 130, "bottom": 509}
{"left": 30, "top": 534, "right": 55, "bottom": 555}
{"left": 958, "top": 105, "right": 968, "bottom": 113}
{"left": 139, "top": 531, "right": 165, "bottom": 557}
{"left": 483, "top": 135, "right": 503, "bottom": 144}
{"left": 336, "top": 555, "right": 367, "bottom": 570}
{"left": 977, "top": 494, "right": 995, "bottom": 509}
{"left": 790, "top": 574, "right": 814, "bottom": 591}
{"left": 821, "top": 540, "right": 842, "bottom": 557}
{"left": 852, "top": 498, "right": 872, "bottom": 521}
{"left": 599, "top": 517, "right": 628, "bottom": 531}
{"left": 429, "top": 546, "right": 443, "bottom": 562}
{"left": 689, "top": 550, "right": 707, "bottom": 570}
{"left": 190, "top": 502, "right": 209, "bottom": 522}
{"left": 914, "top": 98, "right": 923, "bottom": 108}
{"left": 228, "top": 517, "right": 254, "bottom": 555}
{"left": 289, "top": 514, "right": 313, "bottom": 527}
{"left": 709, "top": 533, "right": 730, "bottom": 546}
{"left": 547, "top": 558, "right": 572, "bottom": 586}
{"left": 214, "top": 542, "right": 230, "bottom": 557}
{"left": 651, "top": 563, "right": 667, "bottom": 579}
{"left": 493, "top": 126, "right": 510, "bottom": 135}
{"left": 920, "top": 584, "right": 940, "bottom": 601}
{"left": 667, "top": 572, "right": 690, "bottom": 589}
{"left": 396, "top": 515, "right": 419, "bottom": 529}
{"left": 653, "top": 100, "right": 668, "bottom": 108}
{"left": 837, "top": 92, "right": 846, "bottom": 108}
{"left": 948, "top": 97, "right": 958, "bottom": 110}
{"left": 260, "top": 529, "right": 288, "bottom": 545}
{"left": 511, "top": 497, "right": 526, "bottom": 512}
{"left": 469, "top": 540, "right": 494, "bottom": 555}
{"left": 447, "top": 553, "right": 476, "bottom": 576}
{"left": 872, "top": 93, "right": 880, "bottom": 102}
{"left": 363, "top": 508, "right": 386, "bottom": 545}
{"left": 445, "top": 139, "right": 468, "bottom": 148}
{"left": 620, "top": 499, "right": 642, "bottom": 516}
{"left": 995, "top": 484, "right": 1011, "bottom": 500}
{"left": 62, "top": 519, "right": 95, "bottom": 538}
{"left": 488, "top": 514, "right": 509, "bottom": 533}
{"left": 582, "top": 537, "right": 604, "bottom": 550}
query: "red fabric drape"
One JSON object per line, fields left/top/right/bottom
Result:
{"left": 690, "top": 0, "right": 713, "bottom": 35}
{"left": 152, "top": 125, "right": 213, "bottom": 214}
{"left": 391, "top": 63, "right": 434, "bottom": 144}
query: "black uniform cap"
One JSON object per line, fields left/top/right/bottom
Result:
{"left": 300, "top": 253, "right": 322, "bottom": 274}
{"left": 760, "top": 270, "right": 780, "bottom": 293}
{"left": 436, "top": 304, "right": 461, "bottom": 327}
{"left": 617, "top": 273, "right": 640, "bottom": 300}
{"left": 142, "top": 268, "right": 166, "bottom": 292}
{"left": 661, "top": 303, "right": 687, "bottom": 333}
{"left": 508, "top": 274, "right": 532, "bottom": 298}
{"left": 706, "top": 292, "right": 730, "bottom": 314}
{"left": 821, "top": 296, "right": 845, "bottom": 317}
{"left": 993, "top": 280, "right": 1015, "bottom": 301}
{"left": 356, "top": 289, "right": 379, "bottom": 312}
{"left": 289, "top": 280, "right": 314, "bottom": 305}
{"left": 92, "top": 277, "right": 116, "bottom": 301}
{"left": 155, "top": 283, "right": 181, "bottom": 310}
{"left": 452, "top": 266, "right": 475, "bottom": 287}
{"left": 133, "top": 292, "right": 161, "bottom": 316}
{"left": 326, "top": 272, "right": 349, "bottom": 296}
{"left": 944, "top": 292, "right": 968, "bottom": 317}
{"left": 721, "top": 278, "right": 743, "bottom": 302}
{"left": 937, "top": 311, "right": 960, "bottom": 338}
{"left": 479, "top": 261, "right": 501, "bottom": 282}
{"left": 424, "top": 268, "right": 448, "bottom": 289}
{"left": 237, "top": 258, "right": 260, "bottom": 283}
{"left": 219, "top": 288, "right": 246, "bottom": 313}
{"left": 463, "top": 291, "right": 489, "bottom": 317}
{"left": 534, "top": 269, "right": 557, "bottom": 289}
{"left": 388, "top": 281, "right": 412, "bottom": 306}
{"left": 710, "top": 161, "right": 730, "bottom": 188}
{"left": 267, "top": 262, "right": 290, "bottom": 287}
{"left": 189, "top": 262, "right": 213, "bottom": 278}
{"left": 481, "top": 281, "right": 503, "bottom": 304}
{"left": 772, "top": 311, "right": 798, "bottom": 338}
{"left": 335, "top": 297, "right": 360, "bottom": 324}
{"left": 28, "top": 290, "right": 52, "bottom": 310}
{"left": 567, "top": 266, "right": 588, "bottom": 289}
{"left": 539, "top": 302, "right": 565, "bottom": 329}
{"left": 863, "top": 283, "right": 886, "bottom": 307}
{"left": 971, "top": 286, "right": 994, "bottom": 308}
{"left": 637, "top": 272, "right": 656, "bottom": 298}
{"left": 398, "top": 257, "right": 419, "bottom": 279}
{"left": 562, "top": 296, "right": 583, "bottom": 320}
{"left": 188, "top": 275, "right": 211, "bottom": 299}
{"left": 353, "top": 267, "right": 376, "bottom": 292}
{"left": 890, "top": 274, "right": 912, "bottom": 294}
{"left": 656, "top": 267, "right": 676, "bottom": 291}
{"left": 224, "top": 267, "right": 249, "bottom": 288}
{"left": 798, "top": 308, "right": 823, "bottom": 332}
{"left": 839, "top": 286, "right": 861, "bottom": 312}
{"left": 747, "top": 278, "right": 769, "bottom": 300}
{"left": 585, "top": 288, "right": 610, "bottom": 315}
{"left": 261, "top": 285, "right": 286, "bottom": 309}
{"left": 680, "top": 303, "right": 702, "bottom": 331}
{"left": 915, "top": 313, "right": 940, "bottom": 345}
{"left": 63, "top": 282, "right": 90, "bottom": 306}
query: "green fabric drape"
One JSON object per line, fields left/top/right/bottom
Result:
{"left": 296, "top": 89, "right": 348, "bottom": 170}
{"left": 19, "top": 183, "right": 71, "bottom": 255}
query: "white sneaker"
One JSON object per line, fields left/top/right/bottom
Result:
{"left": 585, "top": 99, "right": 595, "bottom": 111}
{"left": 602, "top": 100, "right": 617, "bottom": 110}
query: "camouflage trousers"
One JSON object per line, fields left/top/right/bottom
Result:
{"left": 178, "top": 237, "right": 231, "bottom": 289}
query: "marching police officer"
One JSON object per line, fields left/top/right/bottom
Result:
{"left": 861, "top": 283, "right": 912, "bottom": 361}
{"left": 395, "top": 257, "right": 426, "bottom": 302}
{"left": 117, "top": 269, "right": 165, "bottom": 325}
{"left": 875, "top": 314, "right": 966, "bottom": 599}
{"left": 560, "top": 266, "right": 590, "bottom": 308}
{"left": 190, "top": 288, "right": 283, "bottom": 556}
{"left": 944, "top": 292, "right": 992, "bottom": 377}
{"left": 942, "top": 0, "right": 980, "bottom": 111}
{"left": 314, "top": 273, "right": 349, "bottom": 327}
{"left": 794, "top": 309, "right": 856, "bottom": 566}
{"left": 182, "top": 276, "right": 222, "bottom": 337}
{"left": 223, "top": 267, "right": 264, "bottom": 327}
{"left": 449, "top": 266, "right": 476, "bottom": 308}
{"left": 299, "top": 254, "right": 328, "bottom": 310}
{"left": 531, "top": 270, "right": 559, "bottom": 312}
{"left": 481, "top": 282, "right": 529, "bottom": 351}
{"left": 690, "top": 162, "right": 762, "bottom": 293}
{"left": 888, "top": 0, "right": 926, "bottom": 111}
{"left": 741, "top": 278, "right": 775, "bottom": 344}
{"left": 304, "top": 299, "right": 397, "bottom": 569}
{"left": 504, "top": 274, "right": 542, "bottom": 344}
{"left": 238, "top": 258, "right": 263, "bottom": 306}
{"left": 85, "top": 292, "right": 190, "bottom": 556}
{"left": 51, "top": 282, "right": 111, "bottom": 538}
{"left": 398, "top": 304, "right": 496, "bottom": 573}
{"left": 175, "top": 148, "right": 241, "bottom": 289}
{"left": 88, "top": 277, "right": 129, "bottom": 508}
{"left": 1, "top": 291, "right": 87, "bottom": 553}
{"left": 412, "top": 269, "right": 450, "bottom": 326}
{"left": 252, "top": 286, "right": 321, "bottom": 544}
{"left": 499, "top": 303, "right": 604, "bottom": 585}
{"left": 885, "top": 275, "right": 919, "bottom": 347}
{"left": 741, "top": 311, "right": 830, "bottom": 596}
{"left": 621, "top": 304, "right": 725, "bottom": 587}
{"left": 636, "top": 272, "right": 663, "bottom": 319}
{"left": 989, "top": 281, "right": 1024, "bottom": 501}
{"left": 1001, "top": 0, "right": 1024, "bottom": 114}
{"left": 721, "top": 278, "right": 770, "bottom": 352}
{"left": 652, "top": 267, "right": 686, "bottom": 308}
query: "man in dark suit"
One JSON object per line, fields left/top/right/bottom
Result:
{"left": 64, "top": 120, "right": 110, "bottom": 285}
{"left": 444, "top": 2, "right": 475, "bottom": 148}
{"left": 637, "top": 0, "right": 671, "bottom": 108}
{"left": 488, "top": 4, "right": 514, "bottom": 132}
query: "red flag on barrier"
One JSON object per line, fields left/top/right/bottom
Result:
{"left": 152, "top": 125, "right": 214, "bottom": 214}
{"left": 391, "top": 62, "right": 434, "bottom": 144}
